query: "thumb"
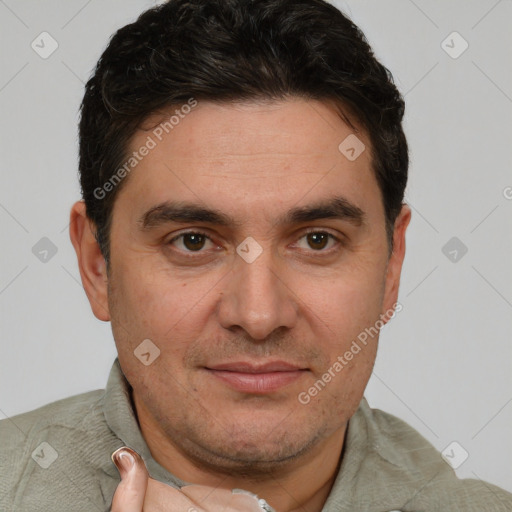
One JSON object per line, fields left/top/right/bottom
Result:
{"left": 110, "top": 447, "right": 149, "bottom": 512}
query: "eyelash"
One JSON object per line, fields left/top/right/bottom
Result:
{"left": 166, "top": 229, "right": 343, "bottom": 258}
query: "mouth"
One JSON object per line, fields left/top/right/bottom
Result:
{"left": 204, "top": 361, "right": 309, "bottom": 394}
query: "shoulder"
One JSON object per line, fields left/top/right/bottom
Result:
{"left": 358, "top": 400, "right": 512, "bottom": 511}
{"left": 1, "top": 389, "right": 104, "bottom": 432}
{"left": 0, "top": 389, "right": 119, "bottom": 511}
{"left": 0, "top": 389, "right": 106, "bottom": 458}
{"left": 0, "top": 389, "right": 105, "bottom": 453}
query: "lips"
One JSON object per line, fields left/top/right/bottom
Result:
{"left": 207, "top": 361, "right": 304, "bottom": 373}
{"left": 205, "top": 361, "right": 308, "bottom": 393}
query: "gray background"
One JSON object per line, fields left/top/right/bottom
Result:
{"left": 1, "top": 0, "right": 511, "bottom": 493}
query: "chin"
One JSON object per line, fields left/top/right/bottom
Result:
{"left": 176, "top": 421, "right": 326, "bottom": 477}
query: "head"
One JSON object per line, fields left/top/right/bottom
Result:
{"left": 70, "top": 0, "right": 410, "bottom": 476}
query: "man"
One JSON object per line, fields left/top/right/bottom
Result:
{"left": 0, "top": 0, "right": 510, "bottom": 510}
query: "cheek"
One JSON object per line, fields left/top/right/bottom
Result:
{"left": 110, "top": 260, "right": 221, "bottom": 357}
{"left": 303, "top": 261, "right": 386, "bottom": 339}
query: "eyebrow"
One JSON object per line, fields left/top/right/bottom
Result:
{"left": 138, "top": 195, "right": 366, "bottom": 231}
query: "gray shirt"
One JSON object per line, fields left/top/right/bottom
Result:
{"left": 1, "top": 358, "right": 511, "bottom": 511}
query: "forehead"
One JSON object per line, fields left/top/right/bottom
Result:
{"left": 139, "top": 98, "right": 364, "bottom": 161}
{"left": 114, "top": 98, "right": 382, "bottom": 228}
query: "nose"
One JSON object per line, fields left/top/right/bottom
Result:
{"left": 216, "top": 241, "right": 299, "bottom": 341}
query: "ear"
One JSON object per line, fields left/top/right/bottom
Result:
{"left": 69, "top": 201, "right": 110, "bottom": 321}
{"left": 381, "top": 204, "right": 411, "bottom": 319}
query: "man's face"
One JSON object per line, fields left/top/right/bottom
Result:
{"left": 104, "top": 99, "right": 403, "bottom": 473}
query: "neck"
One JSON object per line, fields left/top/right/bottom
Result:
{"left": 133, "top": 393, "right": 346, "bottom": 512}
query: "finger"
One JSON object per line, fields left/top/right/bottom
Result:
{"left": 145, "top": 479, "right": 208, "bottom": 512}
{"left": 111, "top": 446, "right": 149, "bottom": 512}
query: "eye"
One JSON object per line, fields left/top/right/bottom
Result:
{"left": 294, "top": 230, "right": 341, "bottom": 252}
{"left": 167, "top": 231, "right": 217, "bottom": 253}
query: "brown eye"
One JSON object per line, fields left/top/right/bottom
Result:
{"left": 168, "top": 231, "right": 215, "bottom": 254}
{"left": 181, "top": 233, "right": 207, "bottom": 251}
{"left": 294, "top": 231, "right": 339, "bottom": 253}
{"left": 306, "top": 232, "right": 330, "bottom": 250}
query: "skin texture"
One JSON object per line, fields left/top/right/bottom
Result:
{"left": 70, "top": 98, "right": 411, "bottom": 511}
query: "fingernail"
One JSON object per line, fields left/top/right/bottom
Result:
{"left": 111, "top": 447, "right": 136, "bottom": 475}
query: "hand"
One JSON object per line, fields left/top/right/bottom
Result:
{"left": 110, "top": 446, "right": 274, "bottom": 512}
